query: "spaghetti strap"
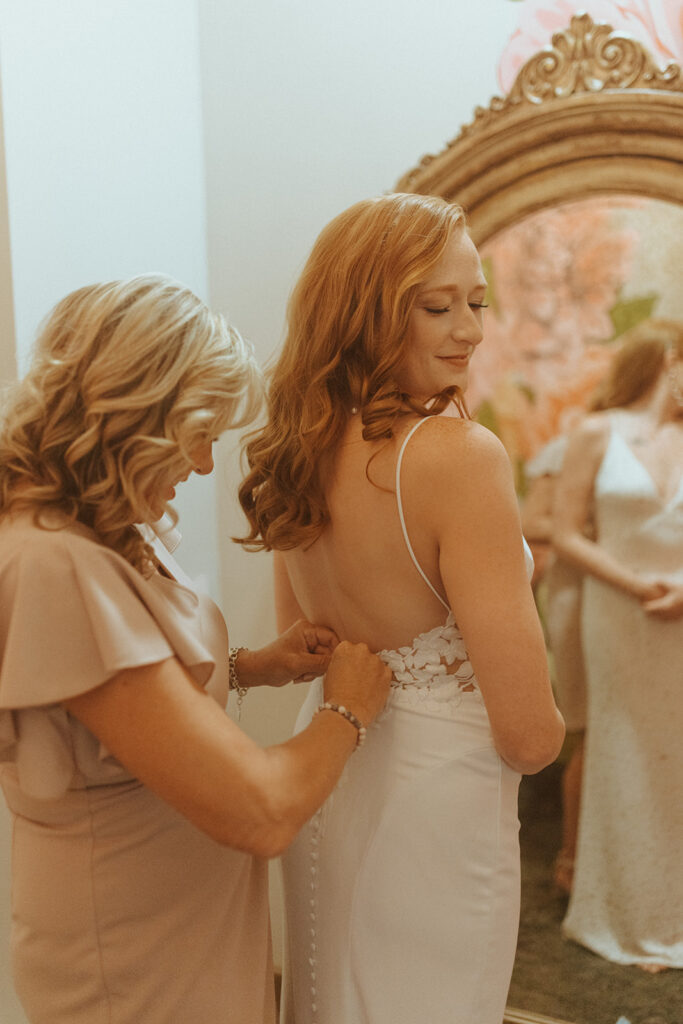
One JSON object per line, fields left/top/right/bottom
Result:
{"left": 395, "top": 418, "right": 450, "bottom": 611}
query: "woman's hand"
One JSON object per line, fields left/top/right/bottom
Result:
{"left": 236, "top": 619, "right": 340, "bottom": 688}
{"left": 641, "top": 581, "right": 683, "bottom": 620}
{"left": 322, "top": 641, "right": 392, "bottom": 727}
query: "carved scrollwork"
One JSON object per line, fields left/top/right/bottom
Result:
{"left": 513, "top": 12, "right": 681, "bottom": 102}
{"left": 400, "top": 12, "right": 682, "bottom": 189}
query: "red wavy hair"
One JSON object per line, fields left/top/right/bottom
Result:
{"left": 237, "top": 193, "right": 469, "bottom": 551}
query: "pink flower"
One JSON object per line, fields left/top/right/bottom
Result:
{"left": 498, "top": 0, "right": 683, "bottom": 94}
{"left": 469, "top": 196, "right": 645, "bottom": 464}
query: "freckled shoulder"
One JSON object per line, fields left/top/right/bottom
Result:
{"left": 401, "top": 416, "right": 511, "bottom": 482}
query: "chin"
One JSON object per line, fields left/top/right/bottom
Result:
{"left": 442, "top": 371, "right": 469, "bottom": 395}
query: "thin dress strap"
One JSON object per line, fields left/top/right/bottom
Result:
{"left": 395, "top": 418, "right": 450, "bottom": 611}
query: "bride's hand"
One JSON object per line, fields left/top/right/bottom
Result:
{"left": 236, "top": 620, "right": 340, "bottom": 688}
{"left": 641, "top": 581, "right": 683, "bottom": 620}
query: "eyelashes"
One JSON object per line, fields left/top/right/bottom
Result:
{"left": 424, "top": 303, "right": 489, "bottom": 315}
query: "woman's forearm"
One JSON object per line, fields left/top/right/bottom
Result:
{"left": 64, "top": 641, "right": 389, "bottom": 860}
{"left": 553, "top": 528, "right": 655, "bottom": 600}
{"left": 231, "top": 620, "right": 339, "bottom": 689}
{"left": 249, "top": 712, "right": 359, "bottom": 855}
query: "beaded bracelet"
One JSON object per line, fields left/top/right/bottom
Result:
{"left": 228, "top": 646, "right": 249, "bottom": 720}
{"left": 314, "top": 701, "right": 367, "bottom": 749}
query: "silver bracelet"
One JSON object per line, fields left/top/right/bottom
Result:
{"left": 229, "top": 646, "right": 248, "bottom": 719}
{"left": 314, "top": 701, "right": 367, "bottom": 749}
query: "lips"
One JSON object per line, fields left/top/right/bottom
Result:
{"left": 438, "top": 353, "right": 471, "bottom": 366}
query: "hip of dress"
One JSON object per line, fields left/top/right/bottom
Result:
{"left": 282, "top": 679, "right": 522, "bottom": 1024}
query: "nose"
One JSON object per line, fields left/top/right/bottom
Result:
{"left": 192, "top": 443, "right": 215, "bottom": 476}
{"left": 450, "top": 305, "right": 484, "bottom": 347}
{"left": 470, "top": 315, "right": 484, "bottom": 347}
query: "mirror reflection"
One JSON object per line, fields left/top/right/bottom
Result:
{"left": 470, "top": 196, "right": 683, "bottom": 1024}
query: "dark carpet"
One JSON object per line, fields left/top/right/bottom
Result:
{"left": 507, "top": 764, "right": 682, "bottom": 1024}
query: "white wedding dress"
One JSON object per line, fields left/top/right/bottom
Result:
{"left": 280, "top": 419, "right": 532, "bottom": 1024}
{"left": 563, "top": 418, "right": 683, "bottom": 967}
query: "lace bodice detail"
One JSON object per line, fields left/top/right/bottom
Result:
{"left": 377, "top": 612, "right": 481, "bottom": 715}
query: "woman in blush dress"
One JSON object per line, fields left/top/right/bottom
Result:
{"left": 553, "top": 319, "right": 683, "bottom": 971}
{"left": 0, "top": 274, "right": 391, "bottom": 1024}
{"left": 238, "top": 193, "right": 565, "bottom": 1024}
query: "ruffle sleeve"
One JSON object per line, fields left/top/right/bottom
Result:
{"left": 0, "top": 524, "right": 218, "bottom": 800}
{"left": 0, "top": 527, "right": 215, "bottom": 709}
{"left": 525, "top": 434, "right": 568, "bottom": 480}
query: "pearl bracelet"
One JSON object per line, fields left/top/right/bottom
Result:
{"left": 314, "top": 701, "right": 367, "bottom": 748}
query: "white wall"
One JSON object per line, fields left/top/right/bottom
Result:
{"left": 0, "top": 0, "right": 219, "bottom": 593}
{"left": 198, "top": 0, "right": 522, "bottom": 967}
{"left": 0, "top": 74, "right": 13, "bottom": 388}
{"left": 0, "top": 3, "right": 213, "bottom": 1019}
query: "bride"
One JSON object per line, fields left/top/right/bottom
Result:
{"left": 238, "top": 193, "right": 565, "bottom": 1024}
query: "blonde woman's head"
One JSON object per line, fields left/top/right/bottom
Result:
{"left": 0, "top": 273, "right": 263, "bottom": 570}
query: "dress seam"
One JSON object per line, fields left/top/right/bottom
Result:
{"left": 84, "top": 785, "right": 115, "bottom": 1024}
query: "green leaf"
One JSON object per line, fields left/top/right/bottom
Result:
{"left": 480, "top": 256, "right": 500, "bottom": 316}
{"left": 516, "top": 379, "right": 536, "bottom": 405}
{"left": 515, "top": 457, "right": 528, "bottom": 498}
{"left": 607, "top": 294, "right": 658, "bottom": 340}
{"left": 474, "top": 399, "right": 500, "bottom": 437}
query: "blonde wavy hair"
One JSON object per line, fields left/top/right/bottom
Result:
{"left": 590, "top": 318, "right": 683, "bottom": 411}
{"left": 0, "top": 273, "right": 263, "bottom": 573}
{"left": 238, "top": 192, "right": 468, "bottom": 552}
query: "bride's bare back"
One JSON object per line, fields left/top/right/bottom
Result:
{"left": 277, "top": 411, "right": 565, "bottom": 775}
{"left": 280, "top": 415, "right": 455, "bottom": 652}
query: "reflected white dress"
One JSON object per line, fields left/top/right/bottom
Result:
{"left": 280, "top": 419, "right": 532, "bottom": 1024}
{"left": 563, "top": 419, "right": 683, "bottom": 967}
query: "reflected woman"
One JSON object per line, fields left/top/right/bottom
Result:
{"left": 553, "top": 319, "right": 683, "bottom": 971}
{"left": 238, "top": 193, "right": 565, "bottom": 1024}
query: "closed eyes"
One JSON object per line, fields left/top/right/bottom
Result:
{"left": 424, "top": 303, "right": 489, "bottom": 315}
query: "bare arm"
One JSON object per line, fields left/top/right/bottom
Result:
{"left": 412, "top": 420, "right": 564, "bottom": 774}
{"left": 520, "top": 474, "right": 555, "bottom": 543}
{"left": 520, "top": 473, "right": 556, "bottom": 586}
{"left": 552, "top": 417, "right": 662, "bottom": 601}
{"left": 64, "top": 641, "right": 390, "bottom": 859}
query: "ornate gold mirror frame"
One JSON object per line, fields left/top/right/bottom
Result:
{"left": 397, "top": 11, "right": 683, "bottom": 248}
{"left": 397, "top": 13, "right": 683, "bottom": 1024}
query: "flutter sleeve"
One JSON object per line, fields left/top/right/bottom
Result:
{"left": 525, "top": 434, "right": 568, "bottom": 480}
{"left": 0, "top": 525, "right": 217, "bottom": 799}
{"left": 0, "top": 528, "right": 216, "bottom": 709}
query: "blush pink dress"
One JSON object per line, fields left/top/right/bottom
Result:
{"left": 0, "top": 512, "right": 275, "bottom": 1024}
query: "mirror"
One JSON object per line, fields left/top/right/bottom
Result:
{"left": 397, "top": 13, "right": 683, "bottom": 1024}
